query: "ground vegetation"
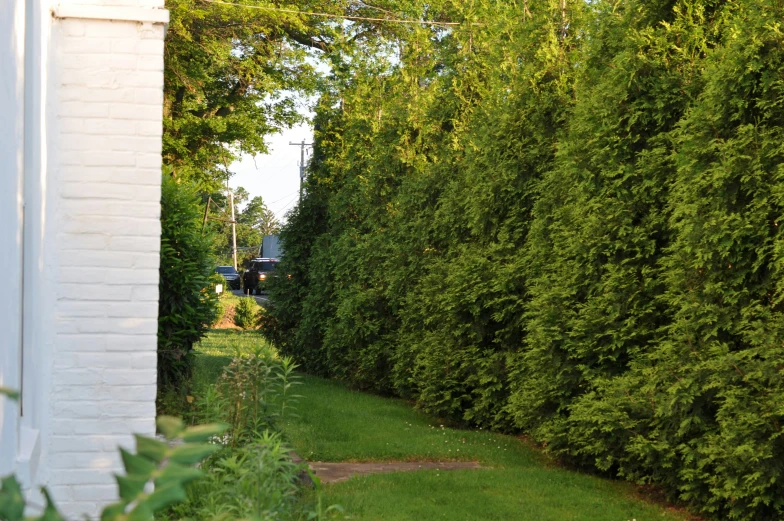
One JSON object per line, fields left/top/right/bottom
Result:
{"left": 161, "top": 331, "right": 335, "bottom": 521}
{"left": 279, "top": 373, "right": 692, "bottom": 520}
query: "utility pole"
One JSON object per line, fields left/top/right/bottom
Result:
{"left": 229, "top": 189, "right": 238, "bottom": 271}
{"left": 201, "top": 195, "right": 212, "bottom": 232}
{"left": 219, "top": 152, "right": 239, "bottom": 270}
{"left": 225, "top": 174, "right": 238, "bottom": 271}
{"left": 289, "top": 140, "right": 313, "bottom": 200}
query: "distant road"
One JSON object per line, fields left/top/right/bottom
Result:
{"left": 232, "top": 289, "right": 269, "bottom": 306}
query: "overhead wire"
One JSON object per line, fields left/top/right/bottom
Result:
{"left": 268, "top": 190, "right": 301, "bottom": 205}
{"left": 274, "top": 194, "right": 301, "bottom": 218}
{"left": 200, "top": 0, "right": 480, "bottom": 27}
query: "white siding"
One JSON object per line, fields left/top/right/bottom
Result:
{"left": 0, "top": 0, "right": 26, "bottom": 478}
{"left": 0, "top": 1, "right": 167, "bottom": 518}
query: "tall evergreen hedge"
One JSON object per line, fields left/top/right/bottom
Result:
{"left": 158, "top": 174, "right": 220, "bottom": 393}
{"left": 262, "top": 1, "right": 784, "bottom": 518}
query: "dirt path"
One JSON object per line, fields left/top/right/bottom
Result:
{"left": 309, "top": 461, "right": 484, "bottom": 483}
{"left": 290, "top": 452, "right": 484, "bottom": 484}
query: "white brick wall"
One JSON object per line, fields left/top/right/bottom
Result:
{"left": 37, "top": 8, "right": 165, "bottom": 519}
{"left": 1, "top": 2, "right": 166, "bottom": 516}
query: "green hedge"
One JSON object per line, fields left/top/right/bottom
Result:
{"left": 158, "top": 174, "right": 219, "bottom": 393}
{"left": 262, "top": 1, "right": 784, "bottom": 518}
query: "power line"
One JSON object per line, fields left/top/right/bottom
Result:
{"left": 201, "top": 0, "right": 478, "bottom": 27}
{"left": 274, "top": 194, "right": 301, "bottom": 218}
{"left": 277, "top": 194, "right": 300, "bottom": 214}
{"left": 268, "top": 190, "right": 302, "bottom": 205}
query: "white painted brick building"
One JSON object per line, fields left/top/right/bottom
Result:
{"left": 0, "top": 0, "right": 168, "bottom": 518}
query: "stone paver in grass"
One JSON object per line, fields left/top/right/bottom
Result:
{"left": 309, "top": 461, "right": 485, "bottom": 483}
{"left": 290, "top": 451, "right": 484, "bottom": 484}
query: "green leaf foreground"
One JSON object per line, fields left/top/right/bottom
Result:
{"left": 0, "top": 417, "right": 227, "bottom": 521}
{"left": 0, "top": 387, "right": 20, "bottom": 401}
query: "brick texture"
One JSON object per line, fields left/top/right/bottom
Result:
{"left": 45, "top": 12, "right": 165, "bottom": 519}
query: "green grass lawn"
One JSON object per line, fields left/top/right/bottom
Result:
{"left": 191, "top": 329, "right": 272, "bottom": 393}
{"left": 281, "top": 376, "right": 538, "bottom": 468}
{"left": 321, "top": 470, "right": 681, "bottom": 521}
{"left": 193, "top": 331, "right": 692, "bottom": 521}
{"left": 280, "top": 378, "right": 694, "bottom": 521}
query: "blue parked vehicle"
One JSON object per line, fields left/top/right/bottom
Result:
{"left": 215, "top": 266, "right": 241, "bottom": 290}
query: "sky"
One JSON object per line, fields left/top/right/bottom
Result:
{"left": 228, "top": 120, "right": 314, "bottom": 225}
{"left": 228, "top": 55, "right": 328, "bottom": 225}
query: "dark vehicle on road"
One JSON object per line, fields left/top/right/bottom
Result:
{"left": 215, "top": 266, "right": 241, "bottom": 290}
{"left": 243, "top": 258, "right": 279, "bottom": 295}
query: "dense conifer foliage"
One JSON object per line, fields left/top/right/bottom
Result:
{"left": 263, "top": 1, "right": 784, "bottom": 518}
{"left": 158, "top": 175, "right": 220, "bottom": 392}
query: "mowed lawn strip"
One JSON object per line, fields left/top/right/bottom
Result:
{"left": 324, "top": 470, "right": 683, "bottom": 521}
{"left": 192, "top": 329, "right": 270, "bottom": 392}
{"left": 192, "top": 332, "right": 691, "bottom": 521}
{"left": 282, "top": 375, "right": 692, "bottom": 521}
{"left": 281, "top": 376, "right": 537, "bottom": 467}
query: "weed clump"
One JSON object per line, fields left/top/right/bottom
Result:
{"left": 234, "top": 297, "right": 259, "bottom": 330}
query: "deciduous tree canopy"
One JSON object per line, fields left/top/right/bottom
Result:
{"left": 163, "top": 0, "right": 439, "bottom": 190}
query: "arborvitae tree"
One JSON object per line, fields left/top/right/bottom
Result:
{"left": 393, "top": 0, "right": 583, "bottom": 428}
{"left": 510, "top": 0, "right": 726, "bottom": 456}
{"left": 567, "top": 2, "right": 784, "bottom": 518}
{"left": 264, "top": 0, "right": 784, "bottom": 517}
{"left": 262, "top": 95, "right": 341, "bottom": 375}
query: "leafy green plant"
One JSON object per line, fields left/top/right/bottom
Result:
{"left": 218, "top": 350, "right": 277, "bottom": 442}
{"left": 0, "top": 478, "right": 60, "bottom": 521}
{"left": 0, "top": 387, "right": 19, "bottom": 400}
{"left": 174, "top": 430, "right": 302, "bottom": 521}
{"left": 275, "top": 357, "right": 302, "bottom": 421}
{"left": 305, "top": 470, "right": 344, "bottom": 521}
{"left": 170, "top": 337, "right": 331, "bottom": 521}
{"left": 0, "top": 413, "right": 226, "bottom": 521}
{"left": 234, "top": 297, "right": 260, "bottom": 330}
{"left": 193, "top": 345, "right": 302, "bottom": 446}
